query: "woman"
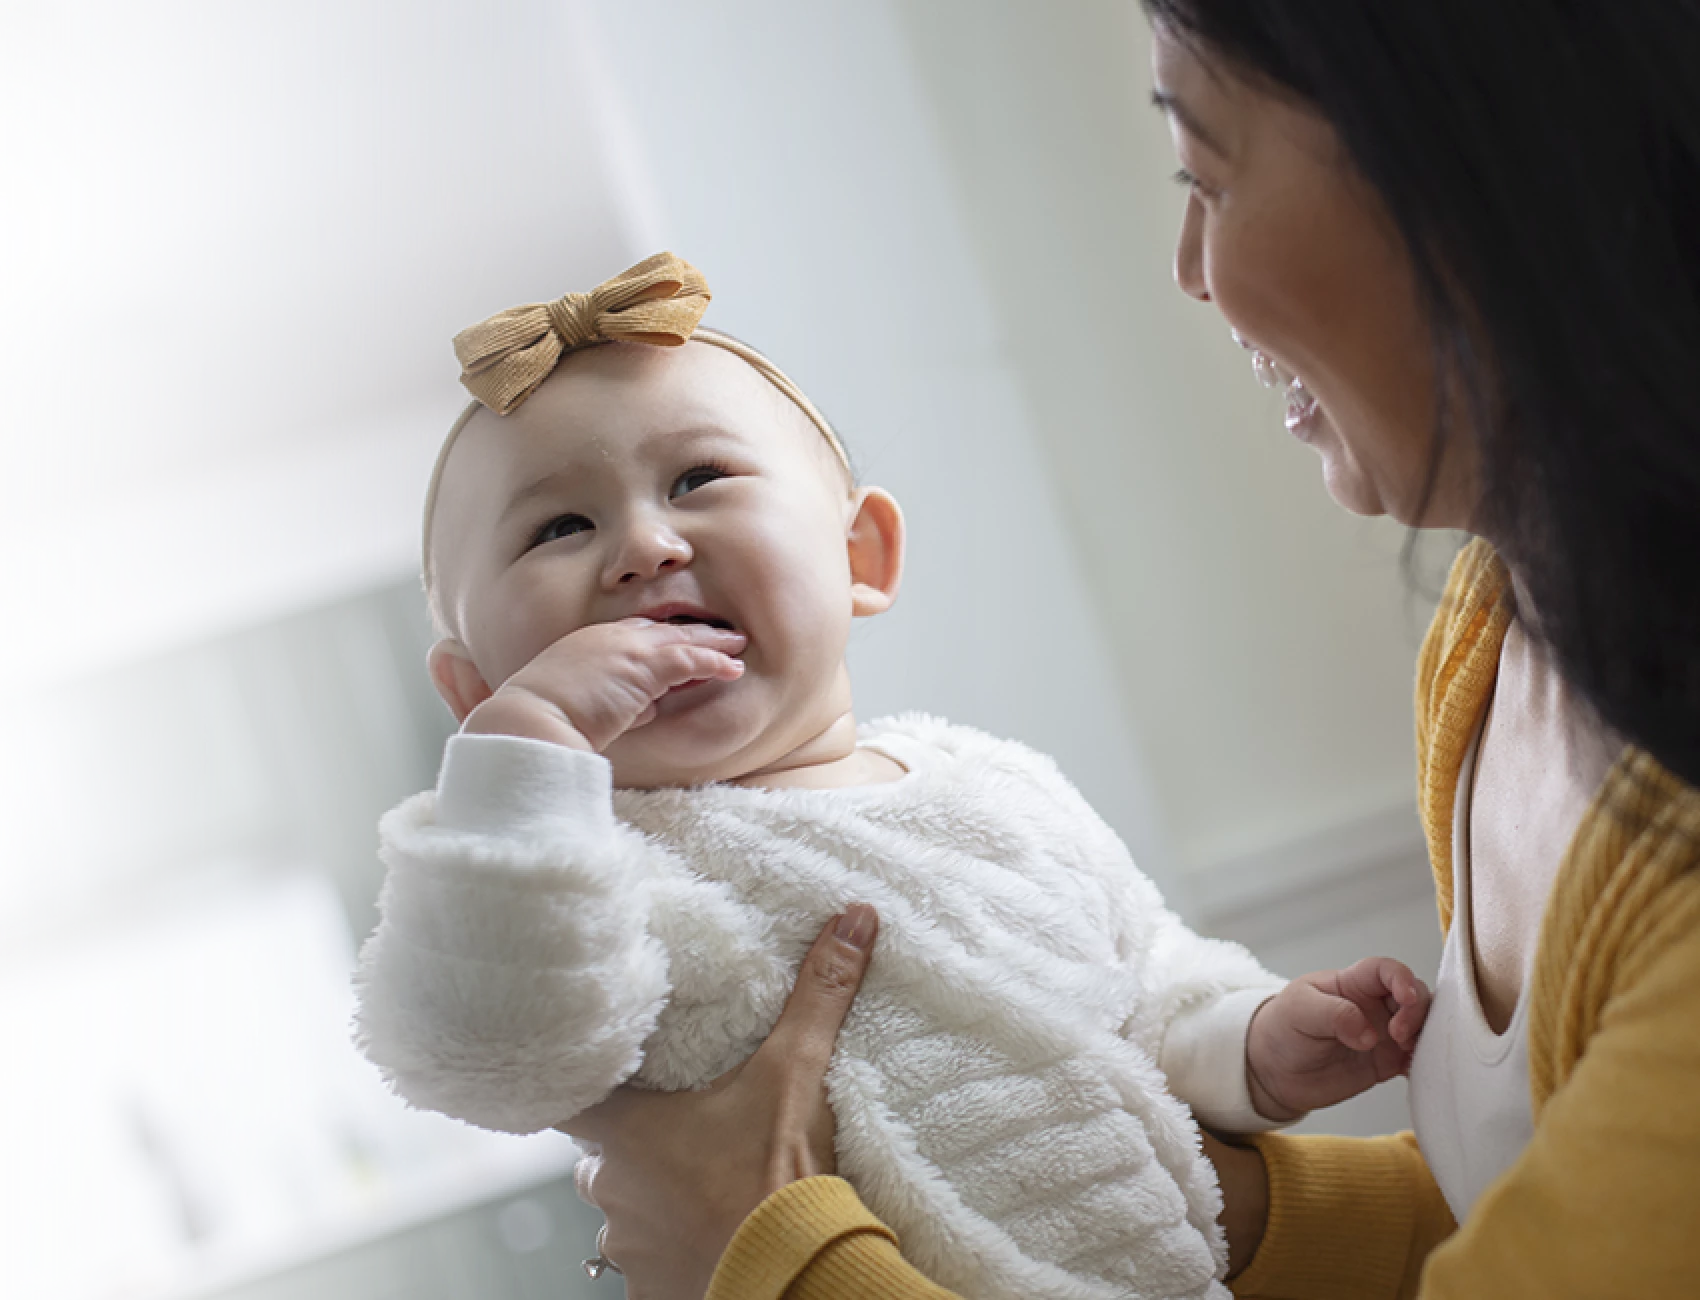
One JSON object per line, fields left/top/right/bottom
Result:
{"left": 566, "top": 5, "right": 1700, "bottom": 1297}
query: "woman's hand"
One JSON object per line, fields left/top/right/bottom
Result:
{"left": 561, "top": 905, "right": 879, "bottom": 1300}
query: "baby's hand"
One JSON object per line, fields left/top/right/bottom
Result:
{"left": 462, "top": 619, "right": 747, "bottom": 752}
{"left": 1245, "top": 957, "right": 1430, "bottom": 1122}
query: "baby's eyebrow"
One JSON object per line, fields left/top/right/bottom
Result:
{"left": 498, "top": 467, "right": 584, "bottom": 527}
{"left": 639, "top": 422, "right": 748, "bottom": 450}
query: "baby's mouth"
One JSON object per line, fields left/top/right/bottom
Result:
{"left": 1231, "top": 331, "right": 1320, "bottom": 431}
{"left": 636, "top": 601, "right": 740, "bottom": 633}
{"left": 664, "top": 613, "right": 737, "bottom": 631}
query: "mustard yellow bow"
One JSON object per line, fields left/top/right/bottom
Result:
{"left": 453, "top": 251, "right": 712, "bottom": 414}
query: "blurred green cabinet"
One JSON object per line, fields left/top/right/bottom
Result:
{"left": 210, "top": 1175, "right": 617, "bottom": 1300}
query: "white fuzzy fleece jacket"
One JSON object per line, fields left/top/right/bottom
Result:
{"left": 355, "top": 715, "right": 1285, "bottom": 1300}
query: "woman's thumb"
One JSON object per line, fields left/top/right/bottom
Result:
{"left": 761, "top": 905, "right": 878, "bottom": 1079}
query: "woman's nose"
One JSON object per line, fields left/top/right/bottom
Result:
{"left": 605, "top": 516, "right": 693, "bottom": 587}
{"left": 1173, "top": 192, "right": 1211, "bottom": 302}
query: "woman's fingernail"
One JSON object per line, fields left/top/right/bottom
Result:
{"left": 834, "top": 904, "right": 875, "bottom": 950}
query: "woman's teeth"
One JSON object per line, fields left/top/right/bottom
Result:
{"left": 1284, "top": 378, "right": 1320, "bottom": 431}
{"left": 1232, "top": 331, "right": 1319, "bottom": 431}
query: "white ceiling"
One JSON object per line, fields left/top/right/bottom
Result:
{"left": 1, "top": 0, "right": 639, "bottom": 516}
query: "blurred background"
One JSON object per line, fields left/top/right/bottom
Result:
{"left": 1, "top": 2, "right": 1449, "bottom": 1297}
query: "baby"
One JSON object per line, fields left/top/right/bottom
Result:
{"left": 355, "top": 253, "right": 1427, "bottom": 1300}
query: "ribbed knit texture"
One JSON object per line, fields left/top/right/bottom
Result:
{"left": 713, "top": 539, "right": 1700, "bottom": 1300}
{"left": 787, "top": 1224, "right": 965, "bottom": 1300}
{"left": 1232, "top": 1132, "right": 1454, "bottom": 1300}
{"left": 706, "top": 1178, "right": 900, "bottom": 1300}
{"left": 1413, "top": 539, "right": 1516, "bottom": 936}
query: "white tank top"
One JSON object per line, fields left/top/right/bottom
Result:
{"left": 1407, "top": 722, "right": 1535, "bottom": 1223}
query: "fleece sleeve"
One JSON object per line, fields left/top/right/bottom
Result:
{"left": 353, "top": 734, "right": 672, "bottom": 1135}
{"left": 1141, "top": 906, "right": 1288, "bottom": 1132}
{"left": 1159, "top": 986, "right": 1284, "bottom": 1133}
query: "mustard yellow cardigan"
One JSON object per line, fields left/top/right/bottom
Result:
{"left": 705, "top": 540, "right": 1700, "bottom": 1300}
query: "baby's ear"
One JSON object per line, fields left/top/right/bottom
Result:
{"left": 847, "top": 487, "right": 905, "bottom": 617}
{"left": 427, "top": 639, "right": 494, "bottom": 723}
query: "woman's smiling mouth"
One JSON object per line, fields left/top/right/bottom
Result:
{"left": 1232, "top": 330, "right": 1322, "bottom": 439}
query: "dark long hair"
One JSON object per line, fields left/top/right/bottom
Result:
{"left": 1144, "top": 2, "right": 1700, "bottom": 790}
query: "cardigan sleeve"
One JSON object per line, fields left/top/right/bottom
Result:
{"left": 706, "top": 1178, "right": 959, "bottom": 1300}
{"left": 1229, "top": 1131, "right": 1455, "bottom": 1299}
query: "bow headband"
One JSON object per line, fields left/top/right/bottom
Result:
{"left": 422, "top": 252, "right": 851, "bottom": 581}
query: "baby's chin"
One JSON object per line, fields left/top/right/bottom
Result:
{"left": 605, "top": 684, "right": 779, "bottom": 789}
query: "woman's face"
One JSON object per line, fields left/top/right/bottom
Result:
{"left": 1151, "top": 25, "right": 1475, "bottom": 527}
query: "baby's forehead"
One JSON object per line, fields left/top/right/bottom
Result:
{"left": 462, "top": 342, "right": 830, "bottom": 486}
{"left": 425, "top": 339, "right": 845, "bottom": 625}
{"left": 514, "top": 341, "right": 794, "bottom": 452}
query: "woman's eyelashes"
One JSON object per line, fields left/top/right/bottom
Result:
{"left": 1172, "top": 167, "right": 1216, "bottom": 199}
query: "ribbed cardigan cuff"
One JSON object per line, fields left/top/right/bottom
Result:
{"left": 706, "top": 1177, "right": 911, "bottom": 1300}
{"left": 1231, "top": 1132, "right": 1449, "bottom": 1300}
{"left": 788, "top": 1227, "right": 962, "bottom": 1300}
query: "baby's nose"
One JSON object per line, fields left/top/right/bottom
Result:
{"left": 611, "top": 522, "right": 692, "bottom": 584}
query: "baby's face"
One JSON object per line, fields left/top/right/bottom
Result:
{"left": 430, "top": 340, "right": 893, "bottom": 787}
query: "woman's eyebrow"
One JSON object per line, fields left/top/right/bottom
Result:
{"left": 1151, "top": 90, "right": 1228, "bottom": 158}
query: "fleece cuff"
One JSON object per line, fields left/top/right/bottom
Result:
{"left": 435, "top": 732, "right": 615, "bottom": 839}
{"left": 1160, "top": 986, "right": 1289, "bottom": 1133}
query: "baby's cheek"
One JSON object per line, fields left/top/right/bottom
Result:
{"left": 479, "top": 581, "right": 586, "bottom": 678}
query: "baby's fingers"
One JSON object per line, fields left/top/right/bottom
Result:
{"left": 1336, "top": 956, "right": 1421, "bottom": 1009}
{"left": 1287, "top": 978, "right": 1380, "bottom": 1051}
{"left": 647, "top": 642, "right": 746, "bottom": 689}
{"left": 1328, "top": 995, "right": 1379, "bottom": 1052}
{"left": 1387, "top": 976, "right": 1431, "bottom": 1047}
{"left": 626, "top": 618, "right": 748, "bottom": 657}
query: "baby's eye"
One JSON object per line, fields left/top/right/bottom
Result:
{"left": 670, "top": 463, "right": 729, "bottom": 498}
{"left": 532, "top": 513, "right": 593, "bottom": 546}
